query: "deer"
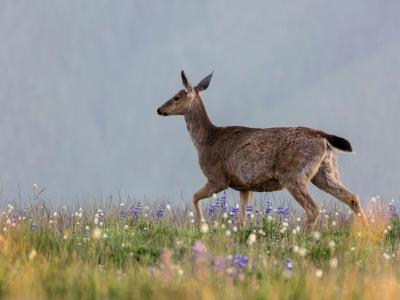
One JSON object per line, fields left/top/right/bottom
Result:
{"left": 157, "top": 71, "right": 367, "bottom": 232}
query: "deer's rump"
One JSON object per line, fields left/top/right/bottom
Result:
{"left": 222, "top": 126, "right": 350, "bottom": 192}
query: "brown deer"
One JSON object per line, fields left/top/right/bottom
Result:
{"left": 157, "top": 71, "right": 367, "bottom": 232}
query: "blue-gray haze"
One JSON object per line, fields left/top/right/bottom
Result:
{"left": 0, "top": 1, "right": 399, "bottom": 205}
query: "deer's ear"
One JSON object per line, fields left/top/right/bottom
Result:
{"left": 181, "top": 70, "right": 193, "bottom": 92}
{"left": 195, "top": 72, "right": 213, "bottom": 92}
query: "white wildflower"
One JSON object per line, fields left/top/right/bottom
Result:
{"left": 315, "top": 269, "right": 323, "bottom": 278}
{"left": 92, "top": 228, "right": 102, "bottom": 240}
{"left": 200, "top": 223, "right": 209, "bottom": 234}
{"left": 29, "top": 249, "right": 37, "bottom": 261}
{"left": 248, "top": 233, "right": 257, "bottom": 245}
{"left": 299, "top": 247, "right": 307, "bottom": 257}
{"left": 330, "top": 257, "right": 338, "bottom": 269}
{"left": 312, "top": 231, "right": 321, "bottom": 241}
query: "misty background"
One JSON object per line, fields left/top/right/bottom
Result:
{"left": 0, "top": 1, "right": 399, "bottom": 205}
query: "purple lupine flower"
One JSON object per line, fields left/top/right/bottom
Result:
{"left": 233, "top": 255, "right": 249, "bottom": 270}
{"left": 192, "top": 241, "right": 208, "bottom": 258}
{"left": 265, "top": 199, "right": 272, "bottom": 214}
{"left": 208, "top": 203, "right": 218, "bottom": 219}
{"left": 130, "top": 203, "right": 142, "bottom": 218}
{"left": 230, "top": 207, "right": 239, "bottom": 217}
{"left": 246, "top": 206, "right": 253, "bottom": 215}
{"left": 156, "top": 205, "right": 165, "bottom": 218}
{"left": 389, "top": 202, "right": 398, "bottom": 219}
{"left": 218, "top": 192, "right": 227, "bottom": 212}
{"left": 284, "top": 258, "right": 293, "bottom": 271}
{"left": 277, "top": 207, "right": 290, "bottom": 217}
{"left": 31, "top": 222, "right": 38, "bottom": 231}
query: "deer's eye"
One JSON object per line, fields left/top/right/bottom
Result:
{"left": 173, "top": 96, "right": 179, "bottom": 101}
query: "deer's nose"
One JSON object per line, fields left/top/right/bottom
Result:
{"left": 157, "top": 108, "right": 162, "bottom": 115}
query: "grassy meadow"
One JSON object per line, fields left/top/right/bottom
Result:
{"left": 0, "top": 191, "right": 399, "bottom": 299}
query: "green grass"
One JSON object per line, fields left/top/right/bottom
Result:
{"left": 0, "top": 198, "right": 398, "bottom": 299}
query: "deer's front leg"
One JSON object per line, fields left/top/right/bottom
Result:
{"left": 193, "top": 182, "right": 224, "bottom": 223}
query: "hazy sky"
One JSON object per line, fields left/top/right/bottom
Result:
{"left": 0, "top": 1, "right": 399, "bottom": 204}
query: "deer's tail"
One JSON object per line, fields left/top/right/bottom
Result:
{"left": 324, "top": 133, "right": 353, "bottom": 153}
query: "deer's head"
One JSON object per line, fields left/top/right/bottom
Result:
{"left": 157, "top": 71, "right": 213, "bottom": 116}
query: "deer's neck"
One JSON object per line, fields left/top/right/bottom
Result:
{"left": 184, "top": 97, "right": 215, "bottom": 150}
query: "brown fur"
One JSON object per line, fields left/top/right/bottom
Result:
{"left": 157, "top": 71, "right": 367, "bottom": 231}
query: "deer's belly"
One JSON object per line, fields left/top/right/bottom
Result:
{"left": 228, "top": 173, "right": 283, "bottom": 192}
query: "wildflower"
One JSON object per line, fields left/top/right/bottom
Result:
{"left": 246, "top": 205, "right": 253, "bottom": 215}
{"left": 193, "top": 241, "right": 208, "bottom": 255}
{"left": 328, "top": 240, "right": 336, "bottom": 249}
{"left": 223, "top": 212, "right": 228, "bottom": 219}
{"left": 312, "top": 231, "right": 321, "bottom": 241}
{"left": 371, "top": 197, "right": 376, "bottom": 203}
{"left": 31, "top": 223, "right": 38, "bottom": 231}
{"left": 208, "top": 203, "right": 218, "bottom": 219}
{"left": 157, "top": 205, "right": 166, "bottom": 218}
{"left": 85, "top": 226, "right": 90, "bottom": 231}
{"left": 315, "top": 269, "right": 323, "bottom": 278}
{"left": 232, "top": 226, "right": 238, "bottom": 232}
{"left": 248, "top": 233, "right": 257, "bottom": 245}
{"left": 130, "top": 203, "right": 142, "bottom": 218}
{"left": 299, "top": 247, "right": 307, "bottom": 257}
{"left": 124, "top": 224, "right": 129, "bottom": 230}
{"left": 200, "top": 223, "right": 209, "bottom": 234}
{"left": 296, "top": 217, "right": 301, "bottom": 222}
{"left": 277, "top": 207, "right": 290, "bottom": 217}
{"left": 120, "top": 202, "right": 124, "bottom": 207}
{"left": 284, "top": 258, "right": 293, "bottom": 271}
{"left": 293, "top": 245, "right": 299, "bottom": 253}
{"left": 329, "top": 257, "right": 338, "bottom": 269}
{"left": 212, "top": 193, "right": 217, "bottom": 199}
{"left": 388, "top": 202, "right": 398, "bottom": 219}
{"left": 92, "top": 228, "right": 102, "bottom": 240}
{"left": 218, "top": 192, "right": 228, "bottom": 212}
{"left": 188, "top": 211, "right": 194, "bottom": 218}
{"left": 166, "top": 204, "right": 171, "bottom": 211}
{"left": 53, "top": 212, "right": 58, "bottom": 217}
{"left": 230, "top": 207, "right": 239, "bottom": 217}
{"left": 264, "top": 199, "right": 272, "bottom": 214}
{"left": 383, "top": 253, "right": 391, "bottom": 261}
{"left": 225, "top": 230, "right": 231, "bottom": 236}
{"left": 233, "top": 255, "right": 249, "bottom": 270}
{"left": 29, "top": 249, "right": 37, "bottom": 261}
{"left": 102, "top": 233, "right": 108, "bottom": 239}
{"left": 332, "top": 221, "right": 337, "bottom": 226}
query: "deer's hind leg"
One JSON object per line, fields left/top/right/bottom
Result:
{"left": 311, "top": 151, "right": 367, "bottom": 223}
{"left": 239, "top": 191, "right": 253, "bottom": 226}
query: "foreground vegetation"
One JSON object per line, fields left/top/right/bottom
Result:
{"left": 0, "top": 191, "right": 399, "bottom": 299}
